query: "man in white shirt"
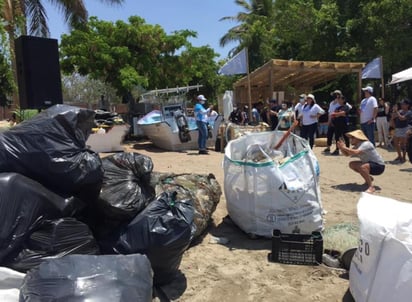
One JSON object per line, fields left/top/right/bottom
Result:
{"left": 359, "top": 86, "right": 378, "bottom": 146}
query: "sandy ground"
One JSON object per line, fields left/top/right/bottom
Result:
{"left": 124, "top": 139, "right": 412, "bottom": 302}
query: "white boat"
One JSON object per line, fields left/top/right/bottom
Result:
{"left": 138, "top": 107, "right": 222, "bottom": 151}
{"left": 136, "top": 86, "right": 223, "bottom": 151}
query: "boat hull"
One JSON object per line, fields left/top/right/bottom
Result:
{"left": 140, "top": 116, "right": 222, "bottom": 151}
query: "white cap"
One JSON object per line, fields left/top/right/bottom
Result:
{"left": 306, "top": 94, "right": 316, "bottom": 101}
{"left": 362, "top": 86, "right": 373, "bottom": 94}
{"left": 197, "top": 95, "right": 207, "bottom": 101}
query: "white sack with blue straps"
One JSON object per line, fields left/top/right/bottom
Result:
{"left": 224, "top": 131, "right": 323, "bottom": 237}
{"left": 349, "top": 193, "right": 412, "bottom": 302}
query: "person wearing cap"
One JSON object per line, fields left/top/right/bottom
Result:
{"left": 323, "top": 90, "right": 343, "bottom": 154}
{"left": 337, "top": 129, "right": 385, "bottom": 193}
{"left": 328, "top": 93, "right": 351, "bottom": 155}
{"left": 390, "top": 99, "right": 412, "bottom": 163}
{"left": 298, "top": 94, "right": 325, "bottom": 148}
{"left": 359, "top": 86, "right": 378, "bottom": 145}
{"left": 194, "top": 94, "right": 209, "bottom": 154}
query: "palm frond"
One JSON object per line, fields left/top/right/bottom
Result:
{"left": 25, "top": 0, "right": 49, "bottom": 36}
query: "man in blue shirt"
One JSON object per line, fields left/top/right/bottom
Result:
{"left": 194, "top": 95, "right": 209, "bottom": 154}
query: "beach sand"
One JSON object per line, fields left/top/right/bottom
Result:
{"left": 125, "top": 140, "right": 412, "bottom": 302}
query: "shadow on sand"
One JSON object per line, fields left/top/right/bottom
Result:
{"left": 332, "top": 183, "right": 381, "bottom": 192}
{"left": 129, "top": 140, "right": 189, "bottom": 154}
{"left": 208, "top": 215, "right": 272, "bottom": 251}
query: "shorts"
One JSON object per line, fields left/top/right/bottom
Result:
{"left": 394, "top": 127, "right": 409, "bottom": 138}
{"left": 369, "top": 161, "right": 385, "bottom": 176}
{"left": 318, "top": 124, "right": 328, "bottom": 134}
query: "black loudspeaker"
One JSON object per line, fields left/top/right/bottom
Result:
{"left": 15, "top": 35, "right": 63, "bottom": 109}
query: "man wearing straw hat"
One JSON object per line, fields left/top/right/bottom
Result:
{"left": 337, "top": 129, "right": 385, "bottom": 193}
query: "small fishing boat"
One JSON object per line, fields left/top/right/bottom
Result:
{"left": 137, "top": 86, "right": 223, "bottom": 151}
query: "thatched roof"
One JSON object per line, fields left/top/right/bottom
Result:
{"left": 233, "top": 59, "right": 365, "bottom": 104}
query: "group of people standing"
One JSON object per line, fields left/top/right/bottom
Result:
{"left": 195, "top": 88, "right": 412, "bottom": 193}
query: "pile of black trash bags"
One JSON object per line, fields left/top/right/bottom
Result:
{"left": 0, "top": 105, "right": 221, "bottom": 301}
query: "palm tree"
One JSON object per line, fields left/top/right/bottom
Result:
{"left": 0, "top": 0, "right": 124, "bottom": 105}
{"left": 219, "top": 0, "right": 276, "bottom": 70}
{"left": 2, "top": 0, "right": 124, "bottom": 37}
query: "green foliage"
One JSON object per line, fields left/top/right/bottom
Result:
{"left": 62, "top": 73, "right": 120, "bottom": 105}
{"left": 0, "top": 48, "right": 15, "bottom": 108}
{"left": 60, "top": 16, "right": 221, "bottom": 99}
{"left": 220, "top": 0, "right": 412, "bottom": 100}
{"left": 219, "top": 0, "right": 278, "bottom": 70}
{"left": 12, "top": 107, "right": 38, "bottom": 122}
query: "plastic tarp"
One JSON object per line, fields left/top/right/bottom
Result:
{"left": 0, "top": 173, "right": 84, "bottom": 264}
{"left": 98, "top": 152, "right": 155, "bottom": 221}
{"left": 222, "top": 90, "right": 234, "bottom": 121}
{"left": 224, "top": 131, "right": 323, "bottom": 237}
{"left": 350, "top": 193, "right": 412, "bottom": 302}
{"left": 7, "top": 218, "right": 99, "bottom": 272}
{"left": 0, "top": 104, "right": 103, "bottom": 199}
{"left": 389, "top": 67, "right": 412, "bottom": 85}
{"left": 19, "top": 254, "right": 153, "bottom": 302}
{"left": 111, "top": 191, "right": 194, "bottom": 285}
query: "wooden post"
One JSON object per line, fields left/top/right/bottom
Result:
{"left": 246, "top": 48, "right": 252, "bottom": 120}
{"left": 380, "top": 56, "right": 385, "bottom": 98}
{"left": 358, "top": 71, "right": 363, "bottom": 105}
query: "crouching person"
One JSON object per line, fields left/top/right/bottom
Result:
{"left": 337, "top": 129, "right": 385, "bottom": 194}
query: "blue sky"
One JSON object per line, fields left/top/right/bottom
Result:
{"left": 44, "top": 0, "right": 242, "bottom": 59}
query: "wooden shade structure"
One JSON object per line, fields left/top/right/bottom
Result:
{"left": 233, "top": 59, "right": 365, "bottom": 106}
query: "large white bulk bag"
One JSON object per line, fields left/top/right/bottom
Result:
{"left": 223, "top": 131, "right": 323, "bottom": 237}
{"left": 350, "top": 193, "right": 412, "bottom": 302}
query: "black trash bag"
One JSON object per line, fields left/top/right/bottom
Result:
{"left": 7, "top": 218, "right": 99, "bottom": 272}
{"left": 0, "top": 104, "right": 103, "bottom": 200}
{"left": 112, "top": 191, "right": 194, "bottom": 285}
{"left": 94, "top": 109, "right": 117, "bottom": 121}
{"left": 98, "top": 152, "right": 155, "bottom": 221}
{"left": 0, "top": 172, "right": 84, "bottom": 264}
{"left": 150, "top": 172, "right": 222, "bottom": 239}
{"left": 19, "top": 254, "right": 153, "bottom": 302}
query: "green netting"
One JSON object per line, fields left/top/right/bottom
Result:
{"left": 323, "top": 222, "right": 359, "bottom": 254}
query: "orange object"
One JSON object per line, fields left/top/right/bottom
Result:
{"left": 274, "top": 120, "right": 299, "bottom": 150}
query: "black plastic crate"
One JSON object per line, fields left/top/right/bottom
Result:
{"left": 268, "top": 229, "right": 323, "bottom": 265}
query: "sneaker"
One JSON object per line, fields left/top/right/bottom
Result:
{"left": 323, "top": 147, "right": 331, "bottom": 153}
{"left": 198, "top": 150, "right": 209, "bottom": 155}
{"left": 331, "top": 150, "right": 339, "bottom": 156}
{"left": 393, "top": 157, "right": 402, "bottom": 163}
